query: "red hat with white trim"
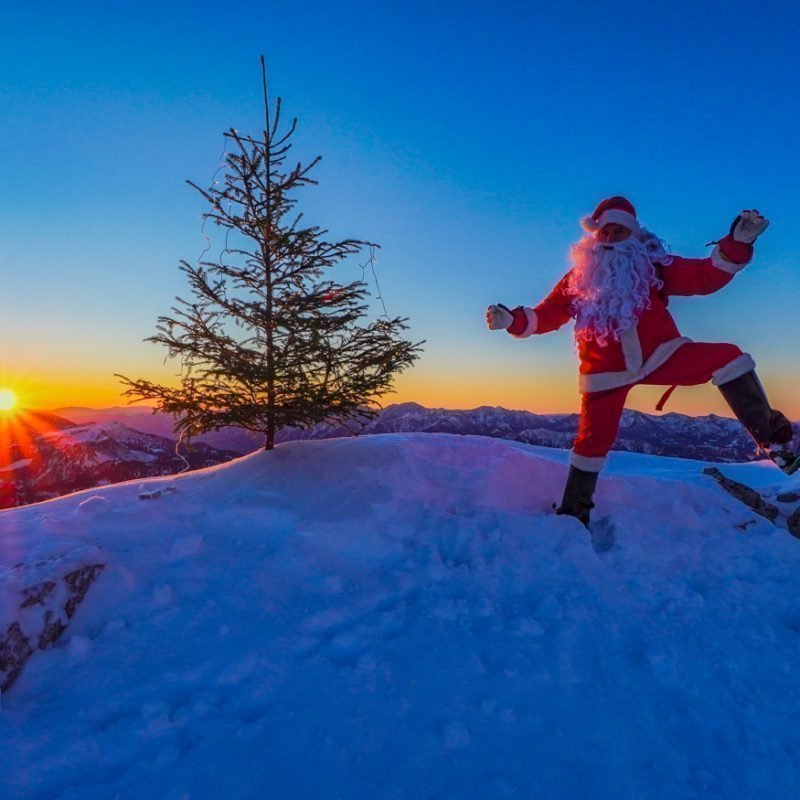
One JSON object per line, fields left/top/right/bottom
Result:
{"left": 581, "top": 196, "right": 639, "bottom": 233}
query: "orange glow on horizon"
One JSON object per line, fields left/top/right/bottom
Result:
{"left": 3, "top": 368, "right": 799, "bottom": 420}
{"left": 0, "top": 373, "right": 159, "bottom": 412}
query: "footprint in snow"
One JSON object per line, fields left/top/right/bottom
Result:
{"left": 590, "top": 516, "right": 616, "bottom": 554}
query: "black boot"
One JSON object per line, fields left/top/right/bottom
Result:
{"left": 718, "top": 370, "right": 798, "bottom": 473}
{"left": 555, "top": 466, "right": 599, "bottom": 527}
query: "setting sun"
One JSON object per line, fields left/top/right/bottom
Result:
{"left": 0, "top": 388, "right": 19, "bottom": 412}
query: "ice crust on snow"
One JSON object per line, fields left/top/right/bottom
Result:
{"left": 1, "top": 433, "right": 800, "bottom": 799}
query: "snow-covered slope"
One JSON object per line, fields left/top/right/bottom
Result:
{"left": 2, "top": 434, "right": 800, "bottom": 799}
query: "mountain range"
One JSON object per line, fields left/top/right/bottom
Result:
{"left": 53, "top": 401, "right": 797, "bottom": 461}
{"left": 0, "top": 410, "right": 237, "bottom": 509}
{"left": 1, "top": 402, "right": 794, "bottom": 511}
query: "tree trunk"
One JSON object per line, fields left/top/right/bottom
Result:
{"left": 264, "top": 421, "right": 275, "bottom": 451}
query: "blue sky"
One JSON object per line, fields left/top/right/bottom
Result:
{"left": 1, "top": 0, "right": 799, "bottom": 415}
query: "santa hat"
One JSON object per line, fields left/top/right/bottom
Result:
{"left": 581, "top": 196, "right": 639, "bottom": 233}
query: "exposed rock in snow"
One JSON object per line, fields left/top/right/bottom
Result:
{"left": 789, "top": 507, "right": 800, "bottom": 538}
{"left": 703, "top": 467, "right": 781, "bottom": 522}
{"left": 0, "top": 550, "right": 105, "bottom": 692}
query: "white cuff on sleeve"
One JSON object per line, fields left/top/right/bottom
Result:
{"left": 510, "top": 308, "right": 538, "bottom": 339}
{"left": 710, "top": 245, "right": 749, "bottom": 274}
{"left": 712, "top": 353, "right": 756, "bottom": 386}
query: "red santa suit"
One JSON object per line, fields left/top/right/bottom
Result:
{"left": 506, "top": 231, "right": 756, "bottom": 472}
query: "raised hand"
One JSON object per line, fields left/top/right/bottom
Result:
{"left": 731, "top": 209, "right": 769, "bottom": 244}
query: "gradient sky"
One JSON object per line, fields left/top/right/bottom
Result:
{"left": 2, "top": 0, "right": 799, "bottom": 418}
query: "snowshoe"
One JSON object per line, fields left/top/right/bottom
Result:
{"left": 764, "top": 444, "right": 800, "bottom": 476}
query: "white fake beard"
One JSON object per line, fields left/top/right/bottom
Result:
{"left": 568, "top": 232, "right": 669, "bottom": 347}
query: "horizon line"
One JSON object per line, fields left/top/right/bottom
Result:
{"left": 16, "top": 401, "right": 790, "bottom": 424}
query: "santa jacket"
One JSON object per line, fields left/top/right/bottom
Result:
{"left": 507, "top": 235, "right": 756, "bottom": 393}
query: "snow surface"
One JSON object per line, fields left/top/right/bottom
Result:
{"left": 1, "top": 433, "right": 800, "bottom": 799}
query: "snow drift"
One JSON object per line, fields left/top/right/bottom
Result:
{"left": 1, "top": 433, "right": 799, "bottom": 799}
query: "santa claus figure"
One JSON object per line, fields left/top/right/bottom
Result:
{"left": 487, "top": 196, "right": 798, "bottom": 526}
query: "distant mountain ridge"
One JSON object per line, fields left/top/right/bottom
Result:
{"left": 0, "top": 411, "right": 237, "bottom": 510}
{"left": 51, "top": 402, "right": 798, "bottom": 463}
{"left": 273, "top": 402, "right": 792, "bottom": 463}
{"left": 3, "top": 401, "right": 796, "bottom": 510}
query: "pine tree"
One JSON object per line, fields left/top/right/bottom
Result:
{"left": 118, "top": 59, "right": 421, "bottom": 450}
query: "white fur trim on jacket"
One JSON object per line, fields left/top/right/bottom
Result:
{"left": 619, "top": 328, "right": 643, "bottom": 372}
{"left": 570, "top": 451, "right": 607, "bottom": 472}
{"left": 578, "top": 336, "right": 692, "bottom": 393}
{"left": 711, "top": 353, "right": 756, "bottom": 386}
{"left": 509, "top": 307, "right": 538, "bottom": 339}
{"left": 710, "top": 245, "right": 750, "bottom": 274}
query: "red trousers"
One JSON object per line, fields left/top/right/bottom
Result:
{"left": 573, "top": 342, "right": 744, "bottom": 463}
